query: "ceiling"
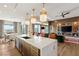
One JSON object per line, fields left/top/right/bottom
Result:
{"left": 0, "top": 3, "right": 79, "bottom": 22}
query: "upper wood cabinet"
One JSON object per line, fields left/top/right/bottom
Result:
{"left": 72, "top": 22, "right": 78, "bottom": 32}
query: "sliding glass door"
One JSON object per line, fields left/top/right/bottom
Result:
{"left": 44, "top": 25, "right": 49, "bottom": 34}
{"left": 33, "top": 24, "right": 41, "bottom": 33}
{"left": 33, "top": 24, "right": 49, "bottom": 34}
{"left": 20, "top": 24, "right": 28, "bottom": 34}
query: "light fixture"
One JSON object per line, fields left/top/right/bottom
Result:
{"left": 40, "top": 3, "right": 47, "bottom": 22}
{"left": 3, "top": 5, "right": 7, "bottom": 8}
{"left": 31, "top": 8, "right": 36, "bottom": 23}
{"left": 74, "top": 22, "right": 77, "bottom": 25}
{"left": 59, "top": 23, "right": 61, "bottom": 26}
{"left": 57, "top": 23, "right": 61, "bottom": 27}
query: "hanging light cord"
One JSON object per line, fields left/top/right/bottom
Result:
{"left": 32, "top": 8, "right": 35, "bottom": 16}
{"left": 43, "top": 3, "right": 45, "bottom": 8}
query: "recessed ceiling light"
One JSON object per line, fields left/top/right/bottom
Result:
{"left": 3, "top": 5, "right": 7, "bottom": 8}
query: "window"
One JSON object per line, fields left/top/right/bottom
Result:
{"left": 20, "top": 24, "right": 28, "bottom": 34}
{"left": 4, "top": 24, "right": 14, "bottom": 33}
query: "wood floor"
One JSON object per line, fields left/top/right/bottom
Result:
{"left": 58, "top": 43, "right": 79, "bottom": 56}
{"left": 0, "top": 38, "right": 22, "bottom": 56}
{"left": 0, "top": 38, "right": 79, "bottom": 56}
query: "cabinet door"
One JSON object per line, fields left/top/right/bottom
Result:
{"left": 23, "top": 44, "right": 31, "bottom": 56}
{"left": 15, "top": 38, "right": 20, "bottom": 50}
{"left": 20, "top": 42, "right": 24, "bottom": 55}
{"left": 24, "top": 43, "right": 31, "bottom": 56}
{"left": 31, "top": 45, "right": 40, "bottom": 56}
{"left": 21, "top": 41, "right": 31, "bottom": 56}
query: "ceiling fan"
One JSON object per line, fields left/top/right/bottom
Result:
{"left": 55, "top": 6, "right": 79, "bottom": 18}
{"left": 60, "top": 12, "right": 70, "bottom": 18}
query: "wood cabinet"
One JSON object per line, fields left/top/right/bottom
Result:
{"left": 15, "top": 38, "right": 40, "bottom": 56}
{"left": 22, "top": 41, "right": 31, "bottom": 56}
{"left": 72, "top": 22, "right": 78, "bottom": 32}
{"left": 31, "top": 45, "right": 40, "bottom": 56}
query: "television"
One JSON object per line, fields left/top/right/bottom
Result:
{"left": 61, "top": 26, "right": 72, "bottom": 32}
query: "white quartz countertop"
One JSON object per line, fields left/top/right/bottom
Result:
{"left": 16, "top": 35, "right": 57, "bottom": 49}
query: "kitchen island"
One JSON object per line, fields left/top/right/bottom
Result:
{"left": 15, "top": 35, "right": 57, "bottom": 56}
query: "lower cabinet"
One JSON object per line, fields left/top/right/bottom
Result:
{"left": 15, "top": 38, "right": 57, "bottom": 56}
{"left": 31, "top": 45, "right": 40, "bottom": 56}
{"left": 15, "top": 39, "right": 40, "bottom": 56}
{"left": 21, "top": 42, "right": 31, "bottom": 56}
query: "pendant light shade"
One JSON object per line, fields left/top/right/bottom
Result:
{"left": 31, "top": 16, "right": 36, "bottom": 23}
{"left": 31, "top": 8, "right": 36, "bottom": 23}
{"left": 40, "top": 3, "right": 47, "bottom": 22}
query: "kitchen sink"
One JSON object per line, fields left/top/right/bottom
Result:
{"left": 22, "top": 36, "right": 30, "bottom": 39}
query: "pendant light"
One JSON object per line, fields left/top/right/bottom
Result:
{"left": 40, "top": 3, "right": 47, "bottom": 22}
{"left": 31, "top": 8, "right": 36, "bottom": 23}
